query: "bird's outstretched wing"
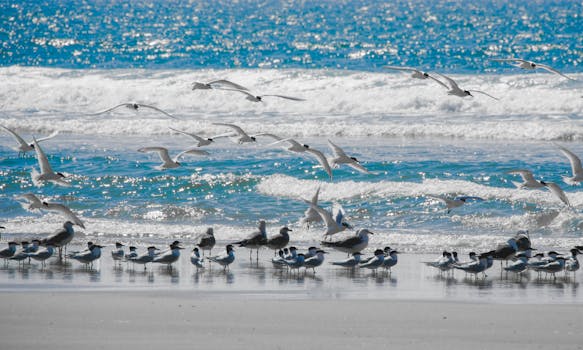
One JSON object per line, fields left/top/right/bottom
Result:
{"left": 306, "top": 148, "right": 333, "bottom": 180}
{"left": 88, "top": 103, "right": 132, "bottom": 116}
{"left": 168, "top": 127, "right": 206, "bottom": 143}
{"left": 536, "top": 64, "right": 575, "bottom": 80}
{"left": 1, "top": 125, "right": 28, "bottom": 148}
{"left": 137, "top": 104, "right": 179, "bottom": 120}
{"left": 555, "top": 143, "right": 583, "bottom": 178}
{"left": 469, "top": 90, "right": 500, "bottom": 101}
{"left": 138, "top": 147, "right": 173, "bottom": 163}
{"left": 261, "top": 94, "right": 306, "bottom": 101}
{"left": 174, "top": 148, "right": 210, "bottom": 162}
{"left": 207, "top": 79, "right": 250, "bottom": 91}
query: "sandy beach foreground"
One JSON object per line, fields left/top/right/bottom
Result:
{"left": 0, "top": 291, "right": 582, "bottom": 349}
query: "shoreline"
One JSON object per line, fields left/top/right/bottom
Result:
{"left": 1, "top": 291, "right": 582, "bottom": 349}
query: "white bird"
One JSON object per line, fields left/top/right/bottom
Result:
{"left": 128, "top": 246, "right": 158, "bottom": 270}
{"left": 208, "top": 245, "right": 236, "bottom": 270}
{"left": 153, "top": 242, "right": 184, "bottom": 268}
{"left": 503, "top": 252, "right": 530, "bottom": 276}
{"left": 192, "top": 79, "right": 249, "bottom": 91}
{"left": 70, "top": 244, "right": 103, "bottom": 267}
{"left": 219, "top": 88, "right": 305, "bottom": 102}
{"left": 428, "top": 195, "right": 484, "bottom": 214}
{"left": 303, "top": 250, "right": 327, "bottom": 273}
{"left": 30, "top": 137, "right": 71, "bottom": 187}
{"left": 111, "top": 242, "right": 125, "bottom": 263}
{"left": 301, "top": 186, "right": 323, "bottom": 228}
{"left": 384, "top": 66, "right": 449, "bottom": 88}
{"left": 212, "top": 123, "right": 257, "bottom": 144}
{"left": 424, "top": 251, "right": 456, "bottom": 273}
{"left": 327, "top": 139, "right": 371, "bottom": 174}
{"left": 554, "top": 143, "right": 583, "bottom": 185}
{"left": 16, "top": 193, "right": 44, "bottom": 210}
{"left": 282, "top": 253, "right": 305, "bottom": 273}
{"left": 321, "top": 228, "right": 373, "bottom": 254}
{"left": 540, "top": 181, "right": 570, "bottom": 207}
{"left": 305, "top": 147, "right": 333, "bottom": 180}
{"left": 190, "top": 247, "right": 205, "bottom": 269}
{"left": 506, "top": 169, "right": 545, "bottom": 189}
{"left": 565, "top": 249, "right": 580, "bottom": 277}
{"left": 359, "top": 249, "right": 385, "bottom": 273}
{"left": 0, "top": 242, "right": 19, "bottom": 262}
{"left": 28, "top": 244, "right": 54, "bottom": 268}
{"left": 307, "top": 201, "right": 352, "bottom": 238}
{"left": 169, "top": 127, "right": 214, "bottom": 147}
{"left": 138, "top": 146, "right": 208, "bottom": 170}
{"left": 532, "top": 257, "right": 566, "bottom": 280}
{"left": 331, "top": 252, "right": 363, "bottom": 268}
{"left": 89, "top": 103, "right": 178, "bottom": 119}
{"left": 125, "top": 246, "right": 138, "bottom": 261}
{"left": 383, "top": 250, "right": 399, "bottom": 273}
{"left": 267, "top": 136, "right": 311, "bottom": 154}
{"left": 491, "top": 58, "right": 575, "bottom": 80}
{"left": 454, "top": 255, "right": 488, "bottom": 278}
{"left": 41, "top": 201, "right": 85, "bottom": 229}
{"left": 0, "top": 125, "right": 59, "bottom": 156}
{"left": 434, "top": 73, "right": 499, "bottom": 100}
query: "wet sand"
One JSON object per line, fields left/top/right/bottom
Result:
{"left": 0, "top": 245, "right": 582, "bottom": 349}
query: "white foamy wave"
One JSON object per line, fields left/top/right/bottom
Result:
{"left": 1, "top": 67, "right": 582, "bottom": 140}
{"left": 256, "top": 174, "right": 583, "bottom": 208}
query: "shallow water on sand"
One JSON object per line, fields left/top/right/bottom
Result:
{"left": 0, "top": 243, "right": 579, "bottom": 304}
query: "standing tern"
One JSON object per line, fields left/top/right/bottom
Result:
{"left": 89, "top": 103, "right": 178, "bottom": 120}
{"left": 565, "top": 248, "right": 580, "bottom": 278}
{"left": 540, "top": 181, "right": 570, "bottom": 207}
{"left": 506, "top": 169, "right": 545, "bottom": 189}
{"left": 169, "top": 127, "right": 214, "bottom": 147}
{"left": 303, "top": 250, "right": 327, "bottom": 273}
{"left": 491, "top": 58, "right": 575, "bottom": 80}
{"left": 129, "top": 246, "right": 158, "bottom": 270}
{"left": 321, "top": 228, "right": 373, "bottom": 254}
{"left": 31, "top": 137, "right": 71, "bottom": 187}
{"left": 383, "top": 250, "right": 399, "bottom": 273}
{"left": 111, "top": 242, "right": 125, "bottom": 264}
{"left": 153, "top": 242, "right": 184, "bottom": 268}
{"left": 190, "top": 247, "right": 205, "bottom": 269}
{"left": 0, "top": 125, "right": 59, "bottom": 156}
{"left": 138, "top": 146, "right": 208, "bottom": 170}
{"left": 208, "top": 245, "right": 235, "bottom": 270}
{"left": 327, "top": 139, "right": 371, "bottom": 174}
{"left": 384, "top": 66, "right": 449, "bottom": 88}
{"left": 554, "top": 143, "right": 583, "bottom": 185}
{"left": 331, "top": 252, "right": 363, "bottom": 268}
{"left": 359, "top": 249, "right": 385, "bottom": 274}
{"left": 192, "top": 79, "right": 249, "bottom": 91}
{"left": 503, "top": 251, "right": 530, "bottom": 277}
{"left": 28, "top": 244, "right": 54, "bottom": 268}
{"left": 219, "top": 88, "right": 305, "bottom": 102}
{"left": 70, "top": 243, "right": 103, "bottom": 268}
{"left": 434, "top": 73, "right": 499, "bottom": 100}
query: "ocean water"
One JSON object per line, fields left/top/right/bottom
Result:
{"left": 1, "top": 0, "right": 582, "bottom": 255}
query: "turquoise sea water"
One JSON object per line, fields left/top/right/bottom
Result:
{"left": 0, "top": 0, "right": 582, "bottom": 253}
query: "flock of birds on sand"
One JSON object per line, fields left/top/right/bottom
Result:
{"left": 0, "top": 58, "right": 581, "bottom": 284}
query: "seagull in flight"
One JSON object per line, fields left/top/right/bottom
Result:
{"left": 192, "top": 79, "right": 249, "bottom": 91}
{"left": 428, "top": 195, "right": 484, "bottom": 214}
{"left": 265, "top": 135, "right": 311, "bottom": 154}
{"left": 506, "top": 169, "right": 545, "bottom": 189}
{"left": 0, "top": 125, "right": 59, "bottom": 156}
{"left": 327, "top": 139, "right": 371, "bottom": 174}
{"left": 491, "top": 58, "right": 575, "bottom": 80}
{"left": 89, "top": 103, "right": 178, "bottom": 120}
{"left": 138, "top": 146, "right": 209, "bottom": 170}
{"left": 384, "top": 66, "right": 449, "bottom": 88}
{"left": 169, "top": 127, "right": 214, "bottom": 147}
{"left": 434, "top": 73, "right": 499, "bottom": 100}
{"left": 540, "top": 181, "right": 571, "bottom": 207}
{"left": 306, "top": 201, "right": 352, "bottom": 238}
{"left": 219, "top": 88, "right": 305, "bottom": 102}
{"left": 554, "top": 143, "right": 583, "bottom": 185}
{"left": 30, "top": 137, "right": 71, "bottom": 187}
{"left": 212, "top": 123, "right": 258, "bottom": 144}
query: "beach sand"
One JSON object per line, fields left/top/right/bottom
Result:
{"left": 0, "top": 291, "right": 582, "bottom": 349}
